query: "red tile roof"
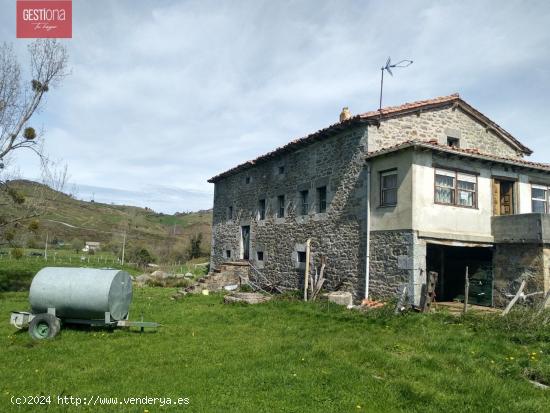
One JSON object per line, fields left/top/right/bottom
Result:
{"left": 208, "top": 94, "right": 533, "bottom": 182}
{"left": 366, "top": 140, "right": 550, "bottom": 172}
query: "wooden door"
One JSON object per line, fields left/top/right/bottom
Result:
{"left": 492, "top": 180, "right": 500, "bottom": 216}
{"left": 500, "top": 182, "right": 514, "bottom": 215}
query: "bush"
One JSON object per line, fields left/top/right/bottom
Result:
{"left": 186, "top": 233, "right": 203, "bottom": 259}
{"left": 11, "top": 247, "right": 23, "bottom": 260}
{"left": 130, "top": 247, "right": 155, "bottom": 268}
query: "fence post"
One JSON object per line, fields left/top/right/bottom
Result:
{"left": 463, "top": 266, "right": 469, "bottom": 315}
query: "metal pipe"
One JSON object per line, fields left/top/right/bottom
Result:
{"left": 365, "top": 162, "right": 372, "bottom": 299}
{"left": 304, "top": 238, "right": 311, "bottom": 301}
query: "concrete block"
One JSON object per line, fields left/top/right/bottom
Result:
{"left": 328, "top": 291, "right": 353, "bottom": 306}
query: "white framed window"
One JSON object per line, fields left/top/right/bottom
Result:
{"left": 457, "top": 173, "right": 477, "bottom": 207}
{"left": 435, "top": 169, "right": 456, "bottom": 205}
{"left": 435, "top": 169, "right": 477, "bottom": 208}
{"left": 380, "top": 170, "right": 398, "bottom": 206}
{"left": 532, "top": 184, "right": 548, "bottom": 213}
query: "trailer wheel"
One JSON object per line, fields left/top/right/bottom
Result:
{"left": 28, "top": 314, "right": 61, "bottom": 340}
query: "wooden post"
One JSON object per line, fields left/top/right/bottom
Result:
{"left": 44, "top": 233, "right": 49, "bottom": 261}
{"left": 304, "top": 239, "right": 311, "bottom": 302}
{"left": 463, "top": 266, "right": 469, "bottom": 315}
{"left": 537, "top": 289, "right": 550, "bottom": 314}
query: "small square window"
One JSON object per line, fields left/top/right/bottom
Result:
{"left": 227, "top": 206, "right": 233, "bottom": 220}
{"left": 245, "top": 176, "right": 251, "bottom": 184}
{"left": 447, "top": 137, "right": 460, "bottom": 148}
{"left": 278, "top": 165, "right": 285, "bottom": 175}
{"left": 297, "top": 251, "right": 306, "bottom": 263}
{"left": 226, "top": 250, "right": 231, "bottom": 259}
{"left": 277, "top": 195, "right": 285, "bottom": 218}
{"left": 257, "top": 251, "right": 264, "bottom": 261}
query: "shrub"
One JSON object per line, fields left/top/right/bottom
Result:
{"left": 11, "top": 248, "right": 23, "bottom": 260}
{"left": 130, "top": 247, "right": 155, "bottom": 268}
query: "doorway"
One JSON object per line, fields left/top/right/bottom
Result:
{"left": 493, "top": 178, "right": 515, "bottom": 216}
{"left": 241, "top": 226, "right": 250, "bottom": 260}
{"left": 426, "top": 244, "right": 493, "bottom": 306}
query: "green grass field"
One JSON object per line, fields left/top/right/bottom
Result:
{"left": 0, "top": 251, "right": 210, "bottom": 292}
{"left": 2, "top": 287, "right": 550, "bottom": 412}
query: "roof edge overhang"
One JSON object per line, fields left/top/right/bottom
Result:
{"left": 208, "top": 117, "right": 372, "bottom": 183}
{"left": 366, "top": 141, "right": 549, "bottom": 173}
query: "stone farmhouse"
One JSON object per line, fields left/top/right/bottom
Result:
{"left": 208, "top": 94, "right": 550, "bottom": 307}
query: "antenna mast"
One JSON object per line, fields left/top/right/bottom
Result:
{"left": 378, "top": 57, "right": 413, "bottom": 112}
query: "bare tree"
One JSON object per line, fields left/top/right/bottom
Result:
{"left": 0, "top": 40, "right": 69, "bottom": 240}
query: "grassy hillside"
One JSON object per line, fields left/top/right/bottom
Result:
{"left": 2, "top": 180, "right": 212, "bottom": 259}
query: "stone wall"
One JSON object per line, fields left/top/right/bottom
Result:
{"left": 368, "top": 230, "right": 426, "bottom": 304}
{"left": 368, "top": 106, "right": 522, "bottom": 158}
{"left": 210, "top": 126, "right": 370, "bottom": 298}
{"left": 369, "top": 230, "right": 413, "bottom": 298}
{"left": 493, "top": 243, "right": 546, "bottom": 307}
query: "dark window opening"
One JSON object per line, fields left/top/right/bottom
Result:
{"left": 258, "top": 199, "right": 266, "bottom": 220}
{"left": 257, "top": 251, "right": 264, "bottom": 261}
{"left": 277, "top": 195, "right": 285, "bottom": 218}
{"left": 227, "top": 206, "right": 233, "bottom": 220}
{"left": 226, "top": 250, "right": 231, "bottom": 259}
{"left": 300, "top": 190, "right": 309, "bottom": 215}
{"left": 245, "top": 176, "right": 251, "bottom": 184}
{"left": 278, "top": 165, "right": 285, "bottom": 175}
{"left": 447, "top": 137, "right": 460, "bottom": 148}
{"left": 297, "top": 251, "right": 306, "bottom": 263}
{"left": 317, "top": 186, "right": 327, "bottom": 213}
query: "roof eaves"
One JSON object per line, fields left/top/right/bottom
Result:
{"left": 365, "top": 140, "right": 549, "bottom": 172}
{"left": 207, "top": 117, "right": 371, "bottom": 183}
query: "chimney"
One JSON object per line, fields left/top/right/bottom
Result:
{"left": 339, "top": 107, "right": 351, "bottom": 122}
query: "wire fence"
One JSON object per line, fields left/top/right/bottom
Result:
{"left": 0, "top": 251, "right": 210, "bottom": 276}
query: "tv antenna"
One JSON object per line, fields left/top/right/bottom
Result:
{"left": 379, "top": 57, "right": 413, "bottom": 111}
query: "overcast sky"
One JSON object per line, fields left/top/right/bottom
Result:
{"left": 1, "top": 0, "right": 549, "bottom": 213}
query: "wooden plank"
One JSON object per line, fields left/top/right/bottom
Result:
{"left": 394, "top": 285, "right": 408, "bottom": 314}
{"left": 502, "top": 280, "right": 526, "bottom": 316}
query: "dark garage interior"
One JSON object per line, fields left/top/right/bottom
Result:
{"left": 426, "top": 243, "right": 494, "bottom": 306}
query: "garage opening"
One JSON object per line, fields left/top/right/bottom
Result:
{"left": 426, "top": 244, "right": 493, "bottom": 307}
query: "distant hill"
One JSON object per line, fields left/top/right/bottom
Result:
{"left": 4, "top": 180, "right": 212, "bottom": 258}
